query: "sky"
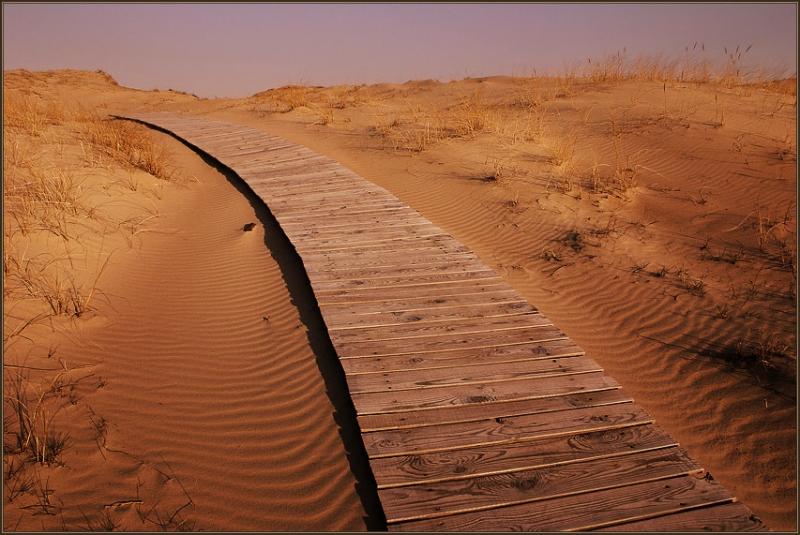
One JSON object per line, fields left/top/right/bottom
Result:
{"left": 3, "top": 2, "right": 797, "bottom": 98}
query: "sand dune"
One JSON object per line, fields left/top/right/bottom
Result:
{"left": 3, "top": 69, "right": 796, "bottom": 530}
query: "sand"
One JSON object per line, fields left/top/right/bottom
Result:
{"left": 3, "top": 69, "right": 796, "bottom": 531}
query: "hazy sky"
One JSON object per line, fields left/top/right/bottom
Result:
{"left": 3, "top": 2, "right": 797, "bottom": 98}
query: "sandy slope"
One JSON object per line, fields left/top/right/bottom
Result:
{"left": 3, "top": 69, "right": 796, "bottom": 531}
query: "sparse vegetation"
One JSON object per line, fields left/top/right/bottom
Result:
{"left": 4, "top": 72, "right": 191, "bottom": 530}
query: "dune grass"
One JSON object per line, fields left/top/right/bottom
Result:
{"left": 3, "top": 82, "right": 186, "bottom": 526}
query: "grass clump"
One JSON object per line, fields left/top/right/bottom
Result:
{"left": 3, "top": 75, "right": 188, "bottom": 529}
{"left": 80, "top": 116, "right": 176, "bottom": 180}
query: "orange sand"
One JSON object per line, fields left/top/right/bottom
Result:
{"left": 3, "top": 70, "right": 796, "bottom": 531}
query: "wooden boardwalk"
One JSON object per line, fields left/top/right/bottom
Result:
{"left": 118, "top": 113, "right": 768, "bottom": 532}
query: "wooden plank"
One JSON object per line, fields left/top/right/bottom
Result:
{"left": 293, "top": 231, "right": 461, "bottom": 247}
{"left": 300, "top": 245, "right": 479, "bottom": 261}
{"left": 258, "top": 192, "right": 408, "bottom": 208}
{"left": 341, "top": 338, "right": 585, "bottom": 376}
{"left": 294, "top": 235, "right": 455, "bottom": 255}
{"left": 261, "top": 186, "right": 391, "bottom": 203}
{"left": 388, "top": 474, "right": 733, "bottom": 531}
{"left": 244, "top": 173, "right": 366, "bottom": 191}
{"left": 296, "top": 240, "right": 460, "bottom": 258}
{"left": 324, "top": 309, "right": 540, "bottom": 334}
{"left": 349, "top": 371, "right": 620, "bottom": 415}
{"left": 594, "top": 501, "right": 770, "bottom": 531}
{"left": 357, "top": 387, "right": 631, "bottom": 432}
{"left": 273, "top": 205, "right": 411, "bottom": 223}
{"left": 239, "top": 167, "right": 351, "bottom": 182}
{"left": 308, "top": 266, "right": 496, "bottom": 287}
{"left": 242, "top": 166, "right": 342, "bottom": 179}
{"left": 263, "top": 197, "right": 410, "bottom": 215}
{"left": 294, "top": 234, "right": 459, "bottom": 253}
{"left": 288, "top": 223, "right": 449, "bottom": 244}
{"left": 279, "top": 213, "right": 431, "bottom": 231}
{"left": 328, "top": 312, "right": 552, "bottom": 343}
{"left": 334, "top": 324, "right": 566, "bottom": 359}
{"left": 319, "top": 292, "right": 529, "bottom": 317}
{"left": 305, "top": 257, "right": 491, "bottom": 279}
{"left": 305, "top": 248, "right": 476, "bottom": 268}
{"left": 370, "top": 422, "right": 677, "bottom": 489}
{"left": 346, "top": 355, "right": 602, "bottom": 394}
{"left": 321, "top": 301, "right": 536, "bottom": 330}
{"left": 310, "top": 270, "right": 503, "bottom": 293}
{"left": 304, "top": 255, "right": 487, "bottom": 274}
{"left": 314, "top": 279, "right": 515, "bottom": 305}
{"left": 237, "top": 161, "right": 334, "bottom": 174}
{"left": 380, "top": 446, "right": 702, "bottom": 524}
{"left": 269, "top": 204, "right": 416, "bottom": 221}
{"left": 362, "top": 401, "right": 649, "bottom": 458}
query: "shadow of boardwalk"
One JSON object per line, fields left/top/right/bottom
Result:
{"left": 193, "top": 147, "right": 387, "bottom": 531}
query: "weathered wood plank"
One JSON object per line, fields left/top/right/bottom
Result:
{"left": 301, "top": 250, "right": 484, "bottom": 270}
{"left": 362, "top": 401, "right": 649, "bottom": 458}
{"left": 294, "top": 235, "right": 455, "bottom": 255}
{"left": 346, "top": 355, "right": 602, "bottom": 394}
{"left": 356, "top": 387, "right": 631, "bottom": 432}
{"left": 321, "top": 301, "right": 536, "bottom": 331}
{"left": 341, "top": 338, "right": 585, "bottom": 376}
{"left": 370, "top": 422, "right": 677, "bottom": 489}
{"left": 298, "top": 245, "right": 476, "bottom": 268}
{"left": 279, "top": 213, "right": 430, "bottom": 231}
{"left": 388, "top": 474, "right": 733, "bottom": 531}
{"left": 296, "top": 240, "right": 482, "bottom": 262}
{"left": 262, "top": 196, "right": 410, "bottom": 214}
{"left": 321, "top": 293, "right": 529, "bottom": 317}
{"left": 245, "top": 176, "right": 369, "bottom": 194}
{"left": 300, "top": 244, "right": 478, "bottom": 265}
{"left": 328, "top": 312, "right": 552, "bottom": 343}
{"left": 275, "top": 206, "right": 412, "bottom": 224}
{"left": 594, "top": 501, "right": 770, "bottom": 531}
{"left": 275, "top": 212, "right": 416, "bottom": 231}
{"left": 381, "top": 446, "right": 702, "bottom": 524}
{"left": 288, "top": 224, "right": 450, "bottom": 244}
{"left": 314, "top": 279, "right": 516, "bottom": 304}
{"left": 305, "top": 261, "right": 491, "bottom": 283}
{"left": 262, "top": 186, "right": 392, "bottom": 203}
{"left": 334, "top": 324, "right": 565, "bottom": 359}
{"left": 349, "top": 371, "right": 620, "bottom": 415}
{"left": 235, "top": 156, "right": 337, "bottom": 174}
{"left": 310, "top": 269, "right": 503, "bottom": 293}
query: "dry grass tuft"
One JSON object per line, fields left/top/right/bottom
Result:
{"left": 3, "top": 79, "right": 187, "bottom": 526}
{"left": 80, "top": 117, "right": 176, "bottom": 180}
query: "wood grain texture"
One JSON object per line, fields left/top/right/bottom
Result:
{"left": 345, "top": 355, "right": 603, "bottom": 394}
{"left": 116, "top": 113, "right": 766, "bottom": 532}
{"left": 362, "top": 402, "right": 651, "bottom": 458}
{"left": 340, "top": 338, "right": 585, "bottom": 375}
{"left": 594, "top": 501, "right": 770, "bottom": 531}
{"left": 348, "top": 372, "right": 621, "bottom": 416}
{"left": 389, "top": 474, "right": 736, "bottom": 530}
{"left": 382, "top": 447, "right": 703, "bottom": 523}
{"left": 333, "top": 324, "right": 567, "bottom": 358}
{"left": 370, "top": 422, "right": 678, "bottom": 488}
{"left": 357, "top": 388, "right": 631, "bottom": 432}
{"left": 328, "top": 311, "right": 553, "bottom": 343}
